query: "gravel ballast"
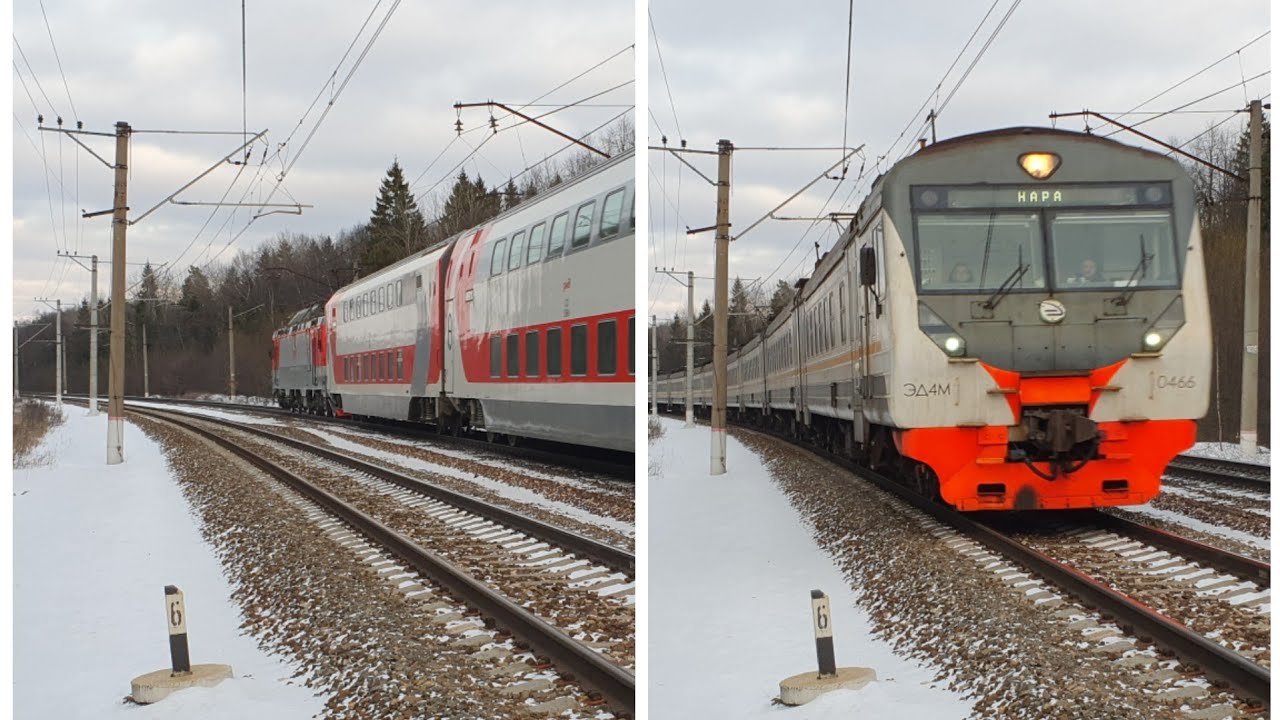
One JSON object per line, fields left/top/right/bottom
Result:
{"left": 733, "top": 427, "right": 1261, "bottom": 720}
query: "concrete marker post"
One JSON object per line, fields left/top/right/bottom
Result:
{"left": 166, "top": 585, "right": 191, "bottom": 674}
{"left": 130, "top": 585, "right": 232, "bottom": 704}
{"left": 811, "top": 589, "right": 836, "bottom": 677}
{"left": 778, "top": 589, "right": 876, "bottom": 706}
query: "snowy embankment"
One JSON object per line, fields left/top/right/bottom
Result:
{"left": 647, "top": 417, "right": 972, "bottom": 719}
{"left": 1183, "top": 441, "right": 1271, "bottom": 467}
{"left": 13, "top": 405, "right": 325, "bottom": 719}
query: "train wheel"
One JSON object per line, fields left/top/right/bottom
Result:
{"left": 506, "top": 434, "right": 519, "bottom": 447}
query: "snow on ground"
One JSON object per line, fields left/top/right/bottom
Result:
{"left": 13, "top": 405, "right": 326, "bottom": 719}
{"left": 648, "top": 417, "right": 972, "bottom": 719}
{"left": 1122, "top": 502, "right": 1270, "bottom": 551}
{"left": 125, "top": 400, "right": 286, "bottom": 427}
{"left": 1183, "top": 441, "right": 1271, "bottom": 467}
{"left": 303, "top": 427, "right": 635, "bottom": 537}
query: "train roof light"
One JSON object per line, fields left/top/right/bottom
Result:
{"left": 1019, "top": 152, "right": 1061, "bottom": 180}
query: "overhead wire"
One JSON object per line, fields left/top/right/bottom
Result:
{"left": 840, "top": 0, "right": 854, "bottom": 173}
{"left": 36, "top": 0, "right": 77, "bottom": 121}
{"left": 648, "top": 9, "right": 683, "bottom": 141}
{"left": 12, "top": 35, "right": 59, "bottom": 117}
{"left": 1110, "top": 30, "right": 1269, "bottom": 126}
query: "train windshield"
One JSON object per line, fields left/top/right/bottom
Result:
{"left": 916, "top": 212, "right": 1046, "bottom": 292}
{"left": 1049, "top": 210, "right": 1178, "bottom": 290}
{"left": 912, "top": 182, "right": 1179, "bottom": 294}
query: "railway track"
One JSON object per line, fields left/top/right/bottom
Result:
{"left": 694, "top": 415, "right": 1270, "bottom": 707}
{"left": 53, "top": 393, "right": 633, "bottom": 480}
{"left": 121, "top": 402, "right": 636, "bottom": 715}
{"left": 1168, "top": 454, "right": 1271, "bottom": 489}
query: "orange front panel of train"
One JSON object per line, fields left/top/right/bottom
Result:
{"left": 899, "top": 420, "right": 1195, "bottom": 511}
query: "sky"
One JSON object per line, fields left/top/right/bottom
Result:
{"left": 646, "top": 0, "right": 1272, "bottom": 319}
{"left": 11, "top": 1, "right": 634, "bottom": 321}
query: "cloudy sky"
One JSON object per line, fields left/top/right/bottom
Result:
{"left": 12, "top": 0, "right": 634, "bottom": 320}
{"left": 646, "top": 0, "right": 1271, "bottom": 319}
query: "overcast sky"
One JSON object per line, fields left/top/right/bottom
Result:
{"left": 646, "top": 0, "right": 1271, "bottom": 319}
{"left": 12, "top": 0, "right": 633, "bottom": 320}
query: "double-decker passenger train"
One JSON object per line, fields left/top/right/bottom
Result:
{"left": 273, "top": 149, "right": 635, "bottom": 453}
{"left": 658, "top": 128, "right": 1211, "bottom": 510}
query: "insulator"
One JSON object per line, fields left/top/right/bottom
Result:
{"left": 454, "top": 118, "right": 463, "bottom": 135}
{"left": 661, "top": 135, "right": 668, "bottom": 145}
{"left": 77, "top": 120, "right": 83, "bottom": 130}
{"left": 57, "top": 116, "right": 63, "bottom": 126}
{"left": 37, "top": 114, "right": 43, "bottom": 125}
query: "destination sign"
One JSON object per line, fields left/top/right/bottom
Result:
{"left": 912, "top": 182, "right": 1172, "bottom": 210}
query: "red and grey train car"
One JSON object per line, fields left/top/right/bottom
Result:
{"left": 660, "top": 128, "right": 1211, "bottom": 510}
{"left": 271, "top": 304, "right": 330, "bottom": 414}
{"left": 273, "top": 149, "right": 635, "bottom": 453}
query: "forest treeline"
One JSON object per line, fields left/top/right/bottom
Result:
{"left": 652, "top": 118, "right": 1270, "bottom": 444}
{"left": 17, "top": 118, "right": 634, "bottom": 399}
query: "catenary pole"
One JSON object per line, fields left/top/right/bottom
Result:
{"left": 107, "top": 121, "right": 130, "bottom": 465}
{"left": 55, "top": 300, "right": 63, "bottom": 407}
{"left": 685, "top": 270, "right": 695, "bottom": 428}
{"left": 228, "top": 306, "right": 237, "bottom": 398}
{"left": 89, "top": 256, "right": 99, "bottom": 414}
{"left": 711, "top": 139, "right": 733, "bottom": 475}
{"left": 1239, "top": 99, "right": 1262, "bottom": 455}
{"left": 13, "top": 324, "right": 19, "bottom": 400}
{"left": 143, "top": 323, "right": 150, "bottom": 398}
{"left": 650, "top": 315, "right": 657, "bottom": 416}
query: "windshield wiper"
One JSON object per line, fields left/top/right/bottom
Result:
{"left": 1110, "top": 233, "right": 1152, "bottom": 308}
{"left": 982, "top": 245, "right": 1028, "bottom": 311}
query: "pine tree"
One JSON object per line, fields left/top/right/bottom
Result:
{"left": 501, "top": 178, "right": 520, "bottom": 211}
{"left": 362, "top": 160, "right": 429, "bottom": 273}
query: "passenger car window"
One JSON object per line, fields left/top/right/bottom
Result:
{"left": 548, "top": 213, "right": 568, "bottom": 257}
{"left": 600, "top": 189, "right": 625, "bottom": 239}
{"left": 527, "top": 222, "right": 546, "bottom": 264}
{"left": 598, "top": 320, "right": 617, "bottom": 375}
{"left": 490, "top": 239, "right": 508, "bottom": 276}
{"left": 572, "top": 202, "right": 595, "bottom": 249}
{"left": 570, "top": 324, "right": 588, "bottom": 375}
{"left": 508, "top": 231, "right": 526, "bottom": 271}
{"left": 547, "top": 327, "right": 562, "bottom": 376}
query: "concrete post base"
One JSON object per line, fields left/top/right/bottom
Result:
{"left": 778, "top": 667, "right": 875, "bottom": 706}
{"left": 131, "top": 664, "right": 233, "bottom": 704}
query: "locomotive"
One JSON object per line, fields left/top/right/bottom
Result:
{"left": 658, "top": 128, "right": 1211, "bottom": 510}
{"left": 273, "top": 148, "right": 635, "bottom": 453}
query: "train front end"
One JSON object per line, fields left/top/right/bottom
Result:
{"left": 881, "top": 128, "right": 1211, "bottom": 510}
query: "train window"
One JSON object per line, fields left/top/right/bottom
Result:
{"left": 377, "top": 287, "right": 385, "bottom": 313}
{"left": 525, "top": 331, "right": 540, "bottom": 377}
{"left": 508, "top": 231, "right": 526, "bottom": 271}
{"left": 547, "top": 327, "right": 563, "bottom": 376}
{"left": 598, "top": 320, "right": 617, "bottom": 375}
{"left": 839, "top": 283, "right": 847, "bottom": 343}
{"left": 396, "top": 350, "right": 404, "bottom": 381}
{"left": 600, "top": 189, "right": 625, "bottom": 239}
{"left": 571, "top": 201, "right": 595, "bottom": 249}
{"left": 490, "top": 238, "right": 508, "bottom": 276}
{"left": 396, "top": 280, "right": 403, "bottom": 306}
{"left": 527, "top": 222, "right": 546, "bottom": 264}
{"left": 629, "top": 191, "right": 636, "bottom": 229}
{"left": 628, "top": 317, "right": 634, "bottom": 375}
{"left": 548, "top": 213, "right": 569, "bottom": 257}
{"left": 507, "top": 334, "right": 519, "bottom": 378}
{"left": 490, "top": 336, "right": 501, "bottom": 378}
{"left": 1049, "top": 209, "right": 1178, "bottom": 290}
{"left": 570, "top": 323, "right": 588, "bottom": 376}
{"left": 916, "top": 213, "right": 1045, "bottom": 293}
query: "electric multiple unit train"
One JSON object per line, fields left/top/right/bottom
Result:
{"left": 272, "top": 149, "right": 636, "bottom": 453}
{"left": 658, "top": 128, "right": 1211, "bottom": 510}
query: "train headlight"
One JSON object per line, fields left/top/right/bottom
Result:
{"left": 919, "top": 302, "right": 968, "bottom": 358}
{"left": 1019, "top": 152, "right": 1061, "bottom": 180}
{"left": 1138, "top": 296, "right": 1186, "bottom": 354}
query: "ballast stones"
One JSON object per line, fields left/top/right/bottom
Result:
{"left": 778, "top": 666, "right": 876, "bottom": 706}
